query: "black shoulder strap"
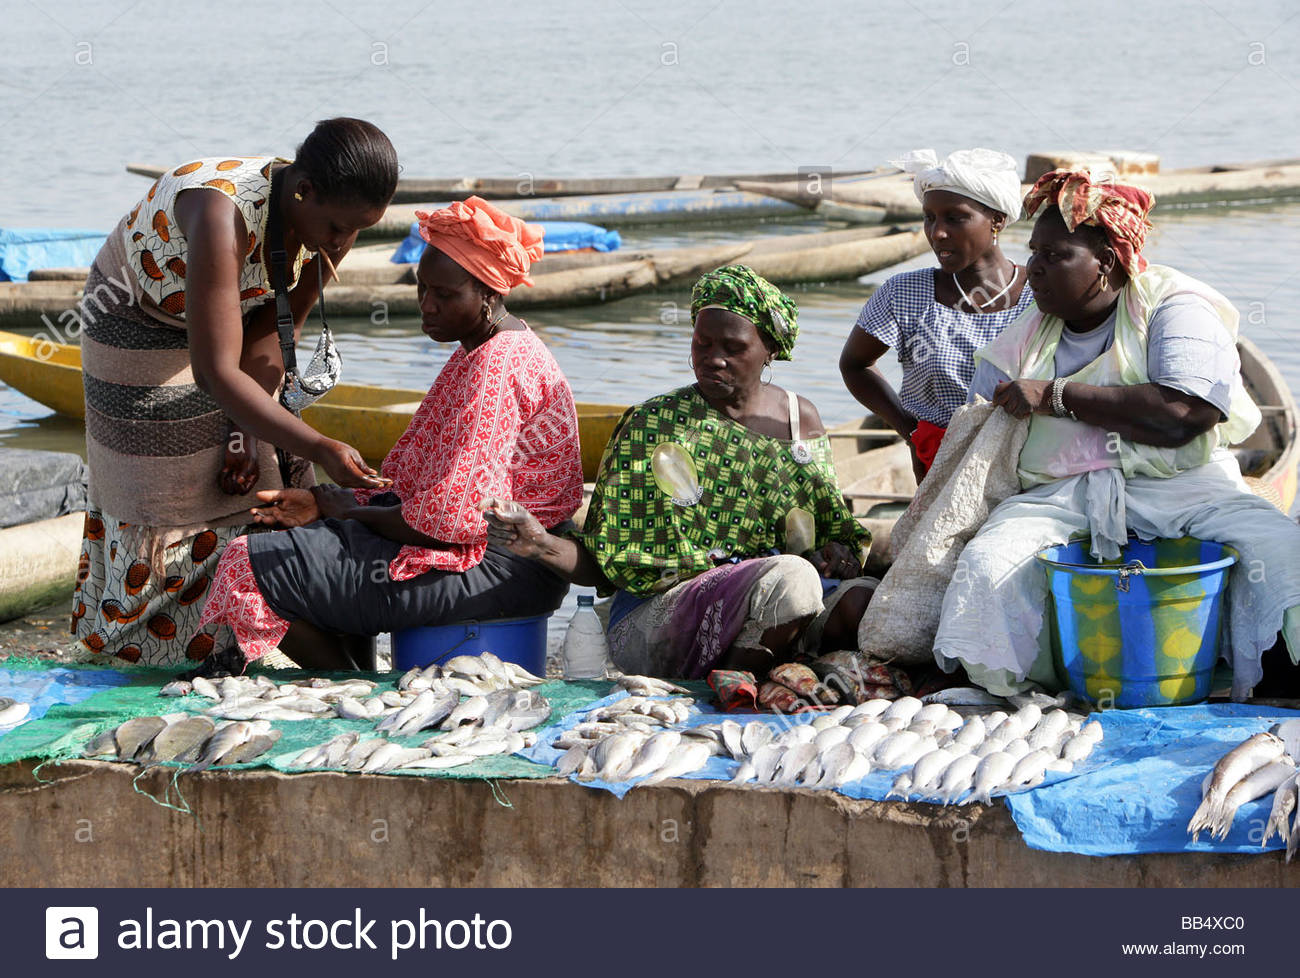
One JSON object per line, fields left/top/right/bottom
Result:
{"left": 266, "top": 166, "right": 297, "bottom": 378}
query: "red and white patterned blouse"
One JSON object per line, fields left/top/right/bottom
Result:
{"left": 353, "top": 327, "right": 583, "bottom": 580}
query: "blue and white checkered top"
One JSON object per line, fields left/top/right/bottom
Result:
{"left": 854, "top": 268, "right": 1034, "bottom": 427}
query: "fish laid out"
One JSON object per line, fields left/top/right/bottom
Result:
{"left": 694, "top": 698, "right": 1100, "bottom": 803}
{"left": 0, "top": 696, "right": 31, "bottom": 727}
{"left": 547, "top": 679, "right": 706, "bottom": 785}
{"left": 1188, "top": 723, "right": 1300, "bottom": 855}
{"left": 82, "top": 714, "right": 282, "bottom": 771}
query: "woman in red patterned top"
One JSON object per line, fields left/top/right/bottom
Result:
{"left": 193, "top": 198, "right": 583, "bottom": 671}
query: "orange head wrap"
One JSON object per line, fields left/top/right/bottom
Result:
{"left": 1023, "top": 169, "right": 1155, "bottom": 276}
{"left": 415, "top": 196, "right": 544, "bottom": 294}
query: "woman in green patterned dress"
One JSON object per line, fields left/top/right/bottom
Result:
{"left": 484, "top": 265, "right": 873, "bottom": 678}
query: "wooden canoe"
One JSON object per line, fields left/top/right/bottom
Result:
{"left": 0, "top": 328, "right": 624, "bottom": 482}
{"left": 741, "top": 160, "right": 1300, "bottom": 222}
{"left": 0, "top": 227, "right": 928, "bottom": 326}
{"left": 831, "top": 335, "right": 1300, "bottom": 571}
{"left": 126, "top": 164, "right": 882, "bottom": 204}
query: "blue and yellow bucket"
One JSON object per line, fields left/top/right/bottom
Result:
{"left": 1036, "top": 536, "right": 1237, "bottom": 708}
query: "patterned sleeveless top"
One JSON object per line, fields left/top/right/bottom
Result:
{"left": 120, "top": 156, "right": 307, "bottom": 321}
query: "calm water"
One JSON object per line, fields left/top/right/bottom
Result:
{"left": 3, "top": 0, "right": 1300, "bottom": 437}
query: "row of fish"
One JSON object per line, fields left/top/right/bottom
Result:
{"left": 700, "top": 697, "right": 1101, "bottom": 803}
{"left": 551, "top": 687, "right": 705, "bottom": 784}
{"left": 82, "top": 713, "right": 282, "bottom": 770}
{"left": 1187, "top": 719, "right": 1300, "bottom": 857}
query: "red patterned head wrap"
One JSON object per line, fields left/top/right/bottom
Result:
{"left": 1023, "top": 169, "right": 1154, "bottom": 276}
{"left": 415, "top": 196, "right": 544, "bottom": 294}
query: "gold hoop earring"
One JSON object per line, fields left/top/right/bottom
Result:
{"left": 293, "top": 191, "right": 303, "bottom": 201}
{"left": 761, "top": 361, "right": 773, "bottom": 386}
{"left": 1097, "top": 269, "right": 1107, "bottom": 291}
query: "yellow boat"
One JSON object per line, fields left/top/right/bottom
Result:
{"left": 0, "top": 328, "right": 624, "bottom": 482}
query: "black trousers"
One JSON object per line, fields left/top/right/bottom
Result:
{"left": 246, "top": 517, "right": 568, "bottom": 636}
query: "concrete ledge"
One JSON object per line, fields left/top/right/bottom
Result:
{"left": 1, "top": 761, "right": 1296, "bottom": 887}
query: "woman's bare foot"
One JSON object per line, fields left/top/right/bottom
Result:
{"left": 218, "top": 424, "right": 259, "bottom": 495}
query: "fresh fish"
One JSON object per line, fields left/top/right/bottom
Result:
{"left": 880, "top": 716, "right": 908, "bottom": 733}
{"left": 881, "top": 696, "right": 923, "bottom": 724}
{"left": 1187, "top": 732, "right": 1287, "bottom": 840}
{"left": 719, "top": 720, "right": 745, "bottom": 759}
{"left": 1005, "top": 748, "right": 1055, "bottom": 792}
{"left": 938, "top": 753, "right": 982, "bottom": 804}
{"left": 910, "top": 748, "right": 957, "bottom": 795}
{"left": 934, "top": 711, "right": 964, "bottom": 734}
{"left": 460, "top": 730, "right": 525, "bottom": 756}
{"left": 139, "top": 716, "right": 217, "bottom": 765}
{"left": 1061, "top": 732, "right": 1100, "bottom": 763}
{"left": 615, "top": 674, "right": 690, "bottom": 697}
{"left": 293, "top": 732, "right": 358, "bottom": 769}
{"left": 921, "top": 686, "right": 1008, "bottom": 707}
{"left": 591, "top": 732, "right": 647, "bottom": 781}
{"left": 1210, "top": 758, "right": 1296, "bottom": 841}
{"left": 1001, "top": 738, "right": 1031, "bottom": 763}
{"left": 362, "top": 697, "right": 387, "bottom": 718}
{"left": 215, "top": 729, "right": 283, "bottom": 766}
{"left": 1077, "top": 719, "right": 1104, "bottom": 742}
{"left": 752, "top": 743, "right": 784, "bottom": 783}
{"left": 396, "top": 667, "right": 425, "bottom": 691}
{"left": 114, "top": 716, "right": 168, "bottom": 760}
{"left": 836, "top": 749, "right": 873, "bottom": 788}
{"left": 190, "top": 676, "right": 221, "bottom": 700}
{"left": 1046, "top": 758, "right": 1074, "bottom": 774}
{"left": 478, "top": 651, "right": 516, "bottom": 685}
{"left": 638, "top": 741, "right": 712, "bottom": 786}
{"left": 813, "top": 725, "right": 852, "bottom": 753}
{"left": 363, "top": 743, "right": 431, "bottom": 773}
{"left": 478, "top": 688, "right": 520, "bottom": 728}
{"left": 501, "top": 691, "right": 552, "bottom": 732}
{"left": 1012, "top": 703, "right": 1043, "bottom": 733}
{"left": 814, "top": 742, "right": 857, "bottom": 789}
{"left": 443, "top": 677, "right": 486, "bottom": 698}
{"left": 741, "top": 722, "right": 775, "bottom": 755}
{"left": 971, "top": 751, "right": 1017, "bottom": 805}
{"left": 886, "top": 772, "right": 914, "bottom": 800}
{"left": 158, "top": 680, "right": 193, "bottom": 698}
{"left": 800, "top": 755, "right": 824, "bottom": 787}
{"left": 380, "top": 690, "right": 411, "bottom": 707}
{"left": 1028, "top": 709, "right": 1070, "bottom": 749}
{"left": 444, "top": 655, "right": 493, "bottom": 680}
{"left": 873, "top": 730, "right": 923, "bottom": 770}
{"left": 730, "top": 758, "right": 757, "bottom": 784}
{"left": 982, "top": 710, "right": 1009, "bottom": 734}
{"left": 83, "top": 726, "right": 120, "bottom": 758}
{"left": 777, "top": 724, "right": 817, "bottom": 748}
{"left": 333, "top": 696, "right": 373, "bottom": 721}
{"left": 951, "top": 717, "right": 987, "bottom": 749}
{"left": 344, "top": 737, "right": 390, "bottom": 771}
{"left": 506, "top": 661, "right": 546, "bottom": 687}
{"left": 395, "top": 689, "right": 461, "bottom": 735}
{"left": 914, "top": 703, "right": 953, "bottom": 727}
{"left": 556, "top": 744, "right": 589, "bottom": 777}
{"left": 187, "top": 721, "right": 252, "bottom": 773}
{"left": 848, "top": 699, "right": 892, "bottom": 720}
{"left": 847, "top": 721, "right": 888, "bottom": 756}
{"left": 1269, "top": 718, "right": 1300, "bottom": 761}
{"left": 895, "top": 735, "right": 939, "bottom": 770}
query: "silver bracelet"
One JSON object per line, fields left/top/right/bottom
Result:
{"left": 1051, "top": 377, "right": 1079, "bottom": 421}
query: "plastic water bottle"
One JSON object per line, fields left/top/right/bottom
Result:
{"left": 562, "top": 594, "right": 609, "bottom": 679}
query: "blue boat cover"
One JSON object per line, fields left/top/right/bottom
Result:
{"left": 390, "top": 220, "right": 621, "bottom": 264}
{"left": 0, "top": 228, "right": 106, "bottom": 282}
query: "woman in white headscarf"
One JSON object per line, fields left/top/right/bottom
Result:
{"left": 839, "top": 148, "right": 1030, "bottom": 481}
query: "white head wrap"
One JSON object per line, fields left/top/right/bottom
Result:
{"left": 890, "top": 148, "right": 1024, "bottom": 222}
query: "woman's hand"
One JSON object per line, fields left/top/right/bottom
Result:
{"left": 906, "top": 437, "right": 927, "bottom": 486}
{"left": 992, "top": 379, "right": 1053, "bottom": 419}
{"left": 807, "top": 541, "right": 861, "bottom": 580}
{"left": 482, "top": 498, "right": 550, "bottom": 560}
{"left": 317, "top": 438, "right": 388, "bottom": 488}
{"left": 249, "top": 489, "right": 320, "bottom": 528}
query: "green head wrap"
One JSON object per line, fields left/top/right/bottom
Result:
{"left": 690, "top": 264, "right": 800, "bottom": 361}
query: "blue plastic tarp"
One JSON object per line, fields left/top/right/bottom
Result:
{"left": 1005, "top": 703, "right": 1300, "bottom": 855}
{"left": 0, "top": 665, "right": 132, "bottom": 740}
{"left": 522, "top": 695, "right": 1300, "bottom": 856}
{"left": 0, "top": 228, "right": 107, "bottom": 282}
{"left": 390, "top": 220, "right": 621, "bottom": 264}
